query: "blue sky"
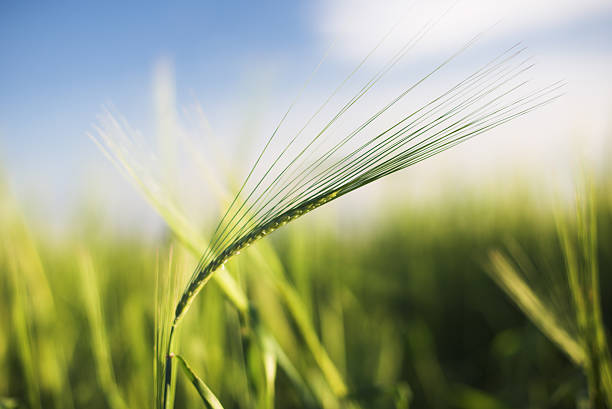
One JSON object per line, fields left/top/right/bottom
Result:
{"left": 0, "top": 1, "right": 323, "bottom": 228}
{"left": 1, "top": 1, "right": 612, "bottom": 231}
{"left": 0, "top": 2, "right": 315, "bottom": 175}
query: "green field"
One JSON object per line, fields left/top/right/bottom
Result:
{"left": 2, "top": 1, "right": 611, "bottom": 408}
{"left": 2, "top": 160, "right": 611, "bottom": 408}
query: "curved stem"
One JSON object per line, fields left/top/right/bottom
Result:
{"left": 162, "top": 324, "right": 177, "bottom": 409}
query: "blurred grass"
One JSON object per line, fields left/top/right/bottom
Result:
{"left": 1, "top": 167, "right": 611, "bottom": 408}
{"left": 488, "top": 176, "right": 612, "bottom": 407}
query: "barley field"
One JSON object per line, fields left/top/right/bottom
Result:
{"left": 2, "top": 1, "right": 612, "bottom": 408}
{"left": 2, "top": 164, "right": 612, "bottom": 408}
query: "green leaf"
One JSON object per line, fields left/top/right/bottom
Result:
{"left": 174, "top": 354, "right": 225, "bottom": 409}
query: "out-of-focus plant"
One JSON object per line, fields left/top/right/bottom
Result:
{"left": 489, "top": 178, "right": 612, "bottom": 408}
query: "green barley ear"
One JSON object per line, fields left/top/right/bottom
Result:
{"left": 91, "top": 29, "right": 561, "bottom": 331}
{"left": 173, "top": 40, "right": 562, "bottom": 326}
{"left": 93, "top": 22, "right": 561, "bottom": 408}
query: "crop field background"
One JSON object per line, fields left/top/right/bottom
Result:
{"left": 1, "top": 169, "right": 612, "bottom": 409}
{"left": 2, "top": 166, "right": 612, "bottom": 408}
{"left": 1, "top": 1, "right": 612, "bottom": 408}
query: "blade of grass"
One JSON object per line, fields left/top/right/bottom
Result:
{"left": 4, "top": 242, "right": 41, "bottom": 409}
{"left": 253, "top": 322, "right": 318, "bottom": 407}
{"left": 173, "top": 354, "right": 225, "bottom": 409}
{"left": 155, "top": 248, "right": 181, "bottom": 409}
{"left": 488, "top": 174, "right": 611, "bottom": 408}
{"left": 0, "top": 181, "right": 74, "bottom": 409}
{"left": 556, "top": 177, "right": 612, "bottom": 408}
{"left": 248, "top": 240, "right": 349, "bottom": 398}
{"left": 487, "top": 250, "right": 586, "bottom": 366}
{"left": 78, "top": 251, "right": 129, "bottom": 409}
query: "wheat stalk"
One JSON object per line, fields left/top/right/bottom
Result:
{"left": 173, "top": 43, "right": 561, "bottom": 328}
{"left": 92, "top": 21, "right": 561, "bottom": 408}
{"left": 164, "top": 43, "right": 558, "bottom": 408}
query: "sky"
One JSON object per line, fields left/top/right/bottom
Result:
{"left": 1, "top": 0, "right": 612, "bottom": 232}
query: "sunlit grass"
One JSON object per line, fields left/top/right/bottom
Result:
{"left": 89, "top": 21, "right": 561, "bottom": 406}
{"left": 2, "top": 9, "right": 608, "bottom": 409}
{"left": 1, "top": 164, "right": 611, "bottom": 407}
{"left": 488, "top": 177, "right": 612, "bottom": 408}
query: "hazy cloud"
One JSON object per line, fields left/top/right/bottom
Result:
{"left": 315, "top": 0, "right": 612, "bottom": 62}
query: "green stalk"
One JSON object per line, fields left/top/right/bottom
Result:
{"left": 556, "top": 178, "right": 611, "bottom": 408}
{"left": 78, "top": 253, "right": 129, "bottom": 409}
{"left": 93, "top": 31, "right": 557, "bottom": 408}
{"left": 162, "top": 324, "right": 176, "bottom": 409}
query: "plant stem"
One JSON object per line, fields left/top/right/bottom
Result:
{"left": 162, "top": 324, "right": 177, "bottom": 409}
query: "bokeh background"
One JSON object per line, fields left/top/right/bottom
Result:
{"left": 1, "top": 1, "right": 612, "bottom": 408}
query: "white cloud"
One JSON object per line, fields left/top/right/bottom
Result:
{"left": 306, "top": 0, "right": 612, "bottom": 195}
{"left": 315, "top": 0, "right": 612, "bottom": 62}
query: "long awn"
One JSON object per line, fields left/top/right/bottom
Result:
{"left": 91, "top": 18, "right": 562, "bottom": 408}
